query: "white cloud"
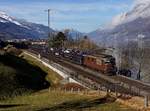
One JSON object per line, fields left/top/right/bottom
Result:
{"left": 134, "top": 0, "right": 150, "bottom": 4}
{"left": 108, "top": 0, "right": 150, "bottom": 29}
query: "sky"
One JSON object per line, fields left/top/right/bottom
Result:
{"left": 0, "top": 0, "right": 134, "bottom": 32}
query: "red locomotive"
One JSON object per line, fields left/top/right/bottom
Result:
{"left": 83, "top": 54, "right": 117, "bottom": 75}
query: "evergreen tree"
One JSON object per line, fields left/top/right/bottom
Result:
{"left": 49, "top": 32, "right": 67, "bottom": 48}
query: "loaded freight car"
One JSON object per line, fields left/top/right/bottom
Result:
{"left": 71, "top": 53, "right": 84, "bottom": 65}
{"left": 62, "top": 49, "right": 84, "bottom": 65}
{"left": 83, "top": 54, "right": 117, "bottom": 75}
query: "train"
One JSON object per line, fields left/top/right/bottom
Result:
{"left": 53, "top": 48, "right": 117, "bottom": 76}
{"left": 28, "top": 45, "right": 131, "bottom": 77}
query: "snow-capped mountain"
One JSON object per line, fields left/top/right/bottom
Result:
{"left": 89, "top": 0, "right": 150, "bottom": 83}
{"left": 0, "top": 11, "right": 22, "bottom": 26}
{"left": 88, "top": 1, "right": 150, "bottom": 46}
{"left": 94, "top": 0, "right": 150, "bottom": 31}
{"left": 108, "top": 12, "right": 127, "bottom": 29}
{"left": 0, "top": 11, "right": 54, "bottom": 40}
{"left": 109, "top": 0, "right": 150, "bottom": 28}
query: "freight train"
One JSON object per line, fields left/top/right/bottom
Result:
{"left": 29, "top": 45, "right": 131, "bottom": 77}
{"left": 54, "top": 48, "right": 117, "bottom": 76}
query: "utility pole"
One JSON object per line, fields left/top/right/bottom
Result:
{"left": 45, "top": 9, "right": 52, "bottom": 38}
{"left": 113, "top": 34, "right": 120, "bottom": 72}
{"left": 137, "top": 34, "right": 145, "bottom": 80}
{"left": 127, "top": 35, "right": 130, "bottom": 68}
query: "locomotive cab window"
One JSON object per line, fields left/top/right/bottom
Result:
{"left": 91, "top": 58, "right": 95, "bottom": 62}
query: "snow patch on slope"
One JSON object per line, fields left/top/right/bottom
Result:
{"left": 109, "top": 1, "right": 150, "bottom": 29}
{"left": 110, "top": 12, "right": 127, "bottom": 28}
{"left": 0, "top": 11, "right": 22, "bottom": 26}
{"left": 135, "top": 0, "right": 150, "bottom": 5}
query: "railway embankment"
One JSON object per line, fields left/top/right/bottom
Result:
{"left": 23, "top": 51, "right": 84, "bottom": 86}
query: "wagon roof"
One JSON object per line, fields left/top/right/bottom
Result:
{"left": 84, "top": 54, "right": 113, "bottom": 59}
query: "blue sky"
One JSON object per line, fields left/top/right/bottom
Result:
{"left": 0, "top": 0, "right": 134, "bottom": 32}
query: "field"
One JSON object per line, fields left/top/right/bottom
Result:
{"left": 0, "top": 90, "right": 136, "bottom": 111}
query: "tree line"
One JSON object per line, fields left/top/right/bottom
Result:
{"left": 48, "top": 31, "right": 98, "bottom": 50}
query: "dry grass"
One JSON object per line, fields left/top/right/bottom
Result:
{"left": 0, "top": 90, "right": 136, "bottom": 111}
{"left": 117, "top": 96, "right": 150, "bottom": 111}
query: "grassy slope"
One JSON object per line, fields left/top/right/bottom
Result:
{"left": 0, "top": 53, "right": 50, "bottom": 99}
{"left": 0, "top": 90, "right": 136, "bottom": 111}
{"left": 0, "top": 52, "right": 62, "bottom": 99}
{"left": 22, "top": 53, "right": 62, "bottom": 86}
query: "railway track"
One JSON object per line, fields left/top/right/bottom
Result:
{"left": 49, "top": 55, "right": 148, "bottom": 95}
{"left": 114, "top": 75, "right": 150, "bottom": 92}
{"left": 27, "top": 49, "right": 150, "bottom": 97}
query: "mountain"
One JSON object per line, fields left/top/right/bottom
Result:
{"left": 0, "top": 11, "right": 54, "bottom": 40}
{"left": 88, "top": 1, "right": 150, "bottom": 46}
{"left": 88, "top": 1, "right": 150, "bottom": 82}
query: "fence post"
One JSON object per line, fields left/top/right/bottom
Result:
{"left": 64, "top": 88, "right": 66, "bottom": 93}
{"left": 78, "top": 88, "right": 80, "bottom": 93}
{"left": 98, "top": 85, "right": 101, "bottom": 95}
{"left": 106, "top": 88, "right": 109, "bottom": 96}
{"left": 138, "top": 88, "right": 141, "bottom": 96}
{"left": 115, "top": 85, "right": 118, "bottom": 97}
{"left": 129, "top": 85, "right": 132, "bottom": 96}
{"left": 49, "top": 87, "right": 51, "bottom": 92}
{"left": 71, "top": 88, "right": 73, "bottom": 93}
{"left": 144, "top": 95, "right": 148, "bottom": 108}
